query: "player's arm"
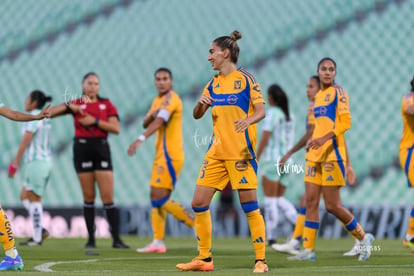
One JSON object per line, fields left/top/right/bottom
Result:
{"left": 128, "top": 110, "right": 169, "bottom": 156}
{"left": 193, "top": 95, "right": 212, "bottom": 119}
{"left": 143, "top": 109, "right": 159, "bottom": 128}
{"left": 281, "top": 123, "right": 314, "bottom": 164}
{"left": 307, "top": 113, "right": 351, "bottom": 150}
{"left": 256, "top": 130, "right": 271, "bottom": 161}
{"left": 78, "top": 115, "right": 120, "bottom": 134}
{"left": 9, "top": 131, "right": 33, "bottom": 178}
{"left": 344, "top": 138, "right": 356, "bottom": 185}
{"left": 0, "top": 105, "right": 49, "bottom": 121}
{"left": 235, "top": 102, "right": 265, "bottom": 132}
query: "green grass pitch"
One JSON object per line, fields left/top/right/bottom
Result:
{"left": 14, "top": 236, "right": 414, "bottom": 275}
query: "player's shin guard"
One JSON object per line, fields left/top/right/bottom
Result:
{"left": 193, "top": 206, "right": 212, "bottom": 259}
{"left": 242, "top": 201, "right": 266, "bottom": 261}
{"left": 163, "top": 199, "right": 195, "bottom": 228}
{"left": 303, "top": 220, "right": 319, "bottom": 251}
{"left": 292, "top": 207, "right": 306, "bottom": 242}
{"left": 0, "top": 207, "right": 15, "bottom": 251}
{"left": 345, "top": 216, "right": 365, "bottom": 241}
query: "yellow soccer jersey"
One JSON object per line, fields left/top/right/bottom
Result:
{"left": 147, "top": 90, "right": 184, "bottom": 161}
{"left": 400, "top": 93, "right": 414, "bottom": 149}
{"left": 306, "top": 102, "right": 315, "bottom": 129}
{"left": 305, "top": 85, "right": 351, "bottom": 162}
{"left": 202, "top": 68, "right": 264, "bottom": 160}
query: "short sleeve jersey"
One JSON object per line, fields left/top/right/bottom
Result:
{"left": 305, "top": 85, "right": 350, "bottom": 162}
{"left": 202, "top": 68, "right": 265, "bottom": 160}
{"left": 147, "top": 90, "right": 184, "bottom": 161}
{"left": 261, "top": 107, "right": 295, "bottom": 162}
{"left": 68, "top": 97, "right": 118, "bottom": 138}
{"left": 22, "top": 109, "right": 52, "bottom": 162}
{"left": 400, "top": 93, "right": 414, "bottom": 150}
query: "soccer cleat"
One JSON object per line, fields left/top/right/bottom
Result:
{"left": 85, "top": 241, "right": 96, "bottom": 248}
{"left": 403, "top": 237, "right": 414, "bottom": 252}
{"left": 358, "top": 233, "right": 374, "bottom": 261}
{"left": 19, "top": 238, "right": 41, "bottom": 246}
{"left": 343, "top": 239, "right": 361, "bottom": 256}
{"left": 136, "top": 243, "right": 166, "bottom": 253}
{"left": 0, "top": 255, "right": 24, "bottom": 271}
{"left": 272, "top": 239, "right": 300, "bottom": 255}
{"left": 287, "top": 249, "right": 316, "bottom": 261}
{"left": 113, "top": 240, "right": 130, "bottom": 249}
{"left": 42, "top": 228, "right": 50, "bottom": 240}
{"left": 253, "top": 260, "right": 268, "bottom": 273}
{"left": 176, "top": 258, "right": 214, "bottom": 272}
{"left": 267, "top": 239, "right": 276, "bottom": 246}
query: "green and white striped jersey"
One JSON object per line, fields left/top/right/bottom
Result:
{"left": 261, "top": 106, "right": 294, "bottom": 162}
{"left": 22, "top": 109, "right": 52, "bottom": 162}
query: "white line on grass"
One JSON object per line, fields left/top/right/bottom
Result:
{"left": 35, "top": 256, "right": 414, "bottom": 272}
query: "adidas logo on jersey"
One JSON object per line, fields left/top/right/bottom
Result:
{"left": 239, "top": 176, "right": 248, "bottom": 184}
{"left": 326, "top": 175, "right": 334, "bottom": 181}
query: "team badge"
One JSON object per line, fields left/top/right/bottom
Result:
{"left": 234, "top": 80, "right": 241, "bottom": 90}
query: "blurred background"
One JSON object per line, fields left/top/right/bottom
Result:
{"left": 0, "top": 0, "right": 412, "bottom": 238}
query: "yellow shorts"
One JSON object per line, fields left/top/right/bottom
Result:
{"left": 196, "top": 157, "right": 258, "bottom": 190}
{"left": 304, "top": 160, "right": 345, "bottom": 186}
{"left": 150, "top": 159, "right": 184, "bottom": 190}
{"left": 400, "top": 148, "right": 414, "bottom": 187}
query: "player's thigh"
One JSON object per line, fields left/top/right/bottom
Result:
{"left": 196, "top": 157, "right": 229, "bottom": 191}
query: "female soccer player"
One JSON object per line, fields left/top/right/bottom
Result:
{"left": 399, "top": 74, "right": 414, "bottom": 250}
{"left": 9, "top": 90, "right": 52, "bottom": 246}
{"left": 290, "top": 58, "right": 374, "bottom": 261}
{"left": 176, "top": 30, "right": 268, "bottom": 273}
{"left": 0, "top": 100, "right": 50, "bottom": 271}
{"left": 273, "top": 76, "right": 359, "bottom": 256}
{"left": 128, "top": 68, "right": 195, "bottom": 253}
{"left": 256, "top": 84, "right": 297, "bottom": 246}
{"left": 50, "top": 72, "right": 128, "bottom": 249}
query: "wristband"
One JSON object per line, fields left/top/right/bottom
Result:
{"left": 8, "top": 163, "right": 18, "bottom": 177}
{"left": 137, "top": 134, "right": 146, "bottom": 142}
{"left": 93, "top": 118, "right": 100, "bottom": 127}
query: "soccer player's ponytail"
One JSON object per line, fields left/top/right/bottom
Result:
{"left": 30, "top": 90, "right": 52, "bottom": 109}
{"left": 213, "top": 30, "right": 242, "bottom": 64}
{"left": 268, "top": 84, "right": 291, "bottom": 121}
{"left": 410, "top": 75, "right": 414, "bottom": 92}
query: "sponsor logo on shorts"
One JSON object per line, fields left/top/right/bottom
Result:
{"left": 81, "top": 161, "right": 93, "bottom": 168}
{"left": 101, "top": 161, "right": 108, "bottom": 168}
{"left": 326, "top": 175, "right": 334, "bottom": 181}
{"left": 157, "top": 166, "right": 164, "bottom": 174}
{"left": 324, "top": 162, "right": 334, "bottom": 172}
{"left": 235, "top": 160, "right": 248, "bottom": 171}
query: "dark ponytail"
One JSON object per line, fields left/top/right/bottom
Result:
{"left": 411, "top": 75, "right": 414, "bottom": 91}
{"left": 268, "top": 84, "right": 290, "bottom": 121}
{"left": 30, "top": 90, "right": 52, "bottom": 109}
